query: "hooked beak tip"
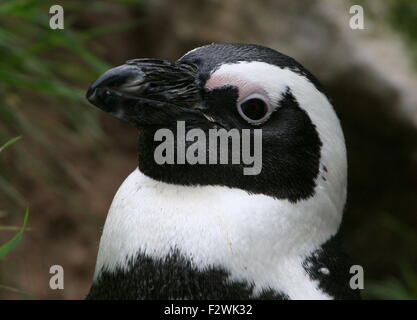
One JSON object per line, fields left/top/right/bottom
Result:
{"left": 86, "top": 64, "right": 144, "bottom": 105}
{"left": 86, "top": 85, "right": 97, "bottom": 104}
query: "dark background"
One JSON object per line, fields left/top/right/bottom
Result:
{"left": 0, "top": 0, "right": 416, "bottom": 299}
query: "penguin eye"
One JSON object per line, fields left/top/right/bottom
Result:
{"left": 237, "top": 93, "right": 271, "bottom": 125}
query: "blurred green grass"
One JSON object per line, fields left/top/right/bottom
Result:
{"left": 0, "top": 0, "right": 142, "bottom": 210}
{"left": 0, "top": 136, "right": 28, "bottom": 260}
{"left": 0, "top": 208, "right": 29, "bottom": 259}
{"left": 0, "top": 0, "right": 142, "bottom": 298}
{"left": 1, "top": 0, "right": 104, "bottom": 212}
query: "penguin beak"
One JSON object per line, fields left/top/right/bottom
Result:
{"left": 86, "top": 59, "right": 203, "bottom": 126}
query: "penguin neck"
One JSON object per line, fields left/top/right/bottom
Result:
{"left": 93, "top": 168, "right": 344, "bottom": 298}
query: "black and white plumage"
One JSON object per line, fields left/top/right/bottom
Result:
{"left": 85, "top": 43, "right": 359, "bottom": 300}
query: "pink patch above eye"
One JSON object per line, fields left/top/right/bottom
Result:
{"left": 205, "top": 73, "right": 268, "bottom": 103}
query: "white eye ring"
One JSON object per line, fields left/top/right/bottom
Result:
{"left": 237, "top": 93, "right": 271, "bottom": 125}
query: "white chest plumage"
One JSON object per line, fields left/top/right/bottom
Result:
{"left": 94, "top": 168, "right": 343, "bottom": 300}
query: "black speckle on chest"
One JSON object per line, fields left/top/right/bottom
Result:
{"left": 302, "top": 235, "right": 361, "bottom": 300}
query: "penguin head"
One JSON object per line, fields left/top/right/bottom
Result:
{"left": 87, "top": 43, "right": 346, "bottom": 208}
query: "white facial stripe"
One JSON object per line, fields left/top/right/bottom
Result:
{"left": 207, "top": 61, "right": 347, "bottom": 213}
{"left": 207, "top": 62, "right": 289, "bottom": 106}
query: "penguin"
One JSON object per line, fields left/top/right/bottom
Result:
{"left": 85, "top": 43, "right": 359, "bottom": 300}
